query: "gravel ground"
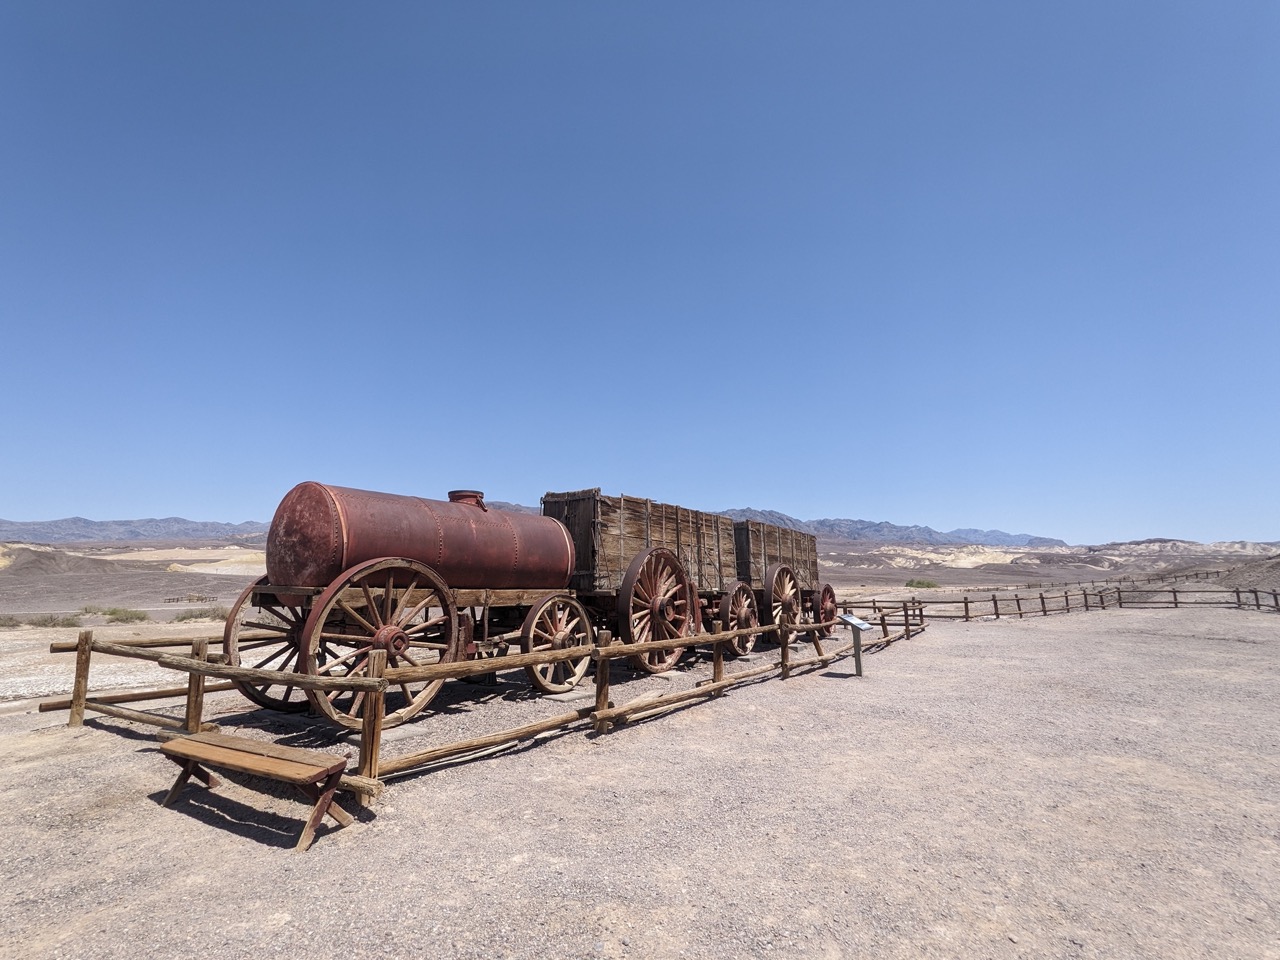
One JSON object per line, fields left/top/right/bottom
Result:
{"left": 1, "top": 607, "right": 1277, "bottom": 960}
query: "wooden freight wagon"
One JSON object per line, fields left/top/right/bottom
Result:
{"left": 542, "top": 489, "right": 754, "bottom": 667}
{"left": 733, "top": 520, "right": 835, "bottom": 643}
{"left": 733, "top": 521, "right": 820, "bottom": 591}
{"left": 542, "top": 488, "right": 736, "bottom": 595}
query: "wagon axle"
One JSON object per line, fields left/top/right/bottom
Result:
{"left": 370, "top": 625, "right": 410, "bottom": 657}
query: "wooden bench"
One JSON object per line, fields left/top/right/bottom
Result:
{"left": 160, "top": 731, "right": 354, "bottom": 852}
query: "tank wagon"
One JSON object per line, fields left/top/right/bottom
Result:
{"left": 225, "top": 482, "right": 835, "bottom": 731}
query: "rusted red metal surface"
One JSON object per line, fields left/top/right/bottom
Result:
{"left": 265, "top": 482, "right": 575, "bottom": 590}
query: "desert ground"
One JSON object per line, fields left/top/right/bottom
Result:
{"left": 0, "top": 540, "right": 1277, "bottom": 960}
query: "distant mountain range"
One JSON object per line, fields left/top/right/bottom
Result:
{"left": 0, "top": 517, "right": 269, "bottom": 543}
{"left": 720, "top": 508, "right": 1067, "bottom": 547}
{"left": 0, "top": 506, "right": 1065, "bottom": 547}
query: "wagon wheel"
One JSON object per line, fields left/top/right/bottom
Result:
{"left": 762, "top": 563, "right": 801, "bottom": 645}
{"left": 618, "top": 547, "right": 692, "bottom": 673}
{"left": 813, "top": 582, "right": 838, "bottom": 638}
{"left": 223, "top": 576, "right": 310, "bottom": 712}
{"left": 519, "top": 594, "right": 594, "bottom": 694}
{"left": 718, "top": 581, "right": 760, "bottom": 657}
{"left": 300, "top": 558, "right": 459, "bottom": 731}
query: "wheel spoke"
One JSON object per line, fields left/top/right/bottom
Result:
{"left": 242, "top": 619, "right": 292, "bottom": 634}
{"left": 252, "top": 643, "right": 295, "bottom": 671}
{"left": 355, "top": 581, "right": 381, "bottom": 627}
{"left": 315, "top": 646, "right": 368, "bottom": 674}
{"left": 337, "top": 599, "right": 378, "bottom": 635}
{"left": 404, "top": 614, "right": 448, "bottom": 636}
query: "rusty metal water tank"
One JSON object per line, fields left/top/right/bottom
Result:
{"left": 265, "top": 482, "right": 575, "bottom": 591}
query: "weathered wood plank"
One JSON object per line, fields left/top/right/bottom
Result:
{"left": 384, "top": 643, "right": 593, "bottom": 684}
{"left": 155, "top": 653, "right": 386, "bottom": 692}
{"left": 40, "top": 682, "right": 237, "bottom": 712}
{"left": 377, "top": 707, "right": 593, "bottom": 775}
{"left": 162, "top": 735, "right": 345, "bottom": 785}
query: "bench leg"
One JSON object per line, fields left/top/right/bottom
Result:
{"left": 163, "top": 758, "right": 220, "bottom": 807}
{"left": 296, "top": 770, "right": 346, "bottom": 852}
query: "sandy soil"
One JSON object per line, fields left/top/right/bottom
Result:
{"left": 1, "top": 606, "right": 1276, "bottom": 960}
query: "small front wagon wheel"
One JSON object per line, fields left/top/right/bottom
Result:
{"left": 519, "top": 594, "right": 594, "bottom": 694}
{"left": 813, "top": 583, "right": 838, "bottom": 638}
{"left": 223, "top": 576, "right": 310, "bottom": 712}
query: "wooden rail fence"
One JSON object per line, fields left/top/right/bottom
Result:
{"left": 846, "top": 587, "right": 1279, "bottom": 622}
{"left": 46, "top": 612, "right": 907, "bottom": 801}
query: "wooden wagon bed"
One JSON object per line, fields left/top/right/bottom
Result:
{"left": 542, "top": 489, "right": 737, "bottom": 595}
{"left": 733, "top": 520, "right": 819, "bottom": 591}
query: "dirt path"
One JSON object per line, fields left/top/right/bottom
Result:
{"left": 1, "top": 608, "right": 1276, "bottom": 959}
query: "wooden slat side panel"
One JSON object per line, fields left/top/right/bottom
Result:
{"left": 717, "top": 517, "right": 737, "bottom": 589}
{"left": 542, "top": 489, "right": 603, "bottom": 593}
{"left": 550, "top": 490, "right": 741, "bottom": 595}
{"left": 730, "top": 520, "right": 818, "bottom": 590}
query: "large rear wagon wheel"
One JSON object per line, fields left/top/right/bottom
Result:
{"left": 519, "top": 594, "right": 594, "bottom": 694}
{"left": 763, "top": 563, "right": 801, "bottom": 644}
{"left": 223, "top": 576, "right": 310, "bottom": 712}
{"left": 300, "top": 558, "right": 459, "bottom": 731}
{"left": 618, "top": 547, "right": 693, "bottom": 674}
{"left": 718, "top": 581, "right": 760, "bottom": 657}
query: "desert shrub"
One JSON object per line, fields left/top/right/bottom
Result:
{"left": 104, "top": 607, "right": 149, "bottom": 624}
{"left": 0, "top": 614, "right": 21, "bottom": 629}
{"left": 174, "top": 606, "right": 230, "bottom": 623}
{"left": 27, "top": 613, "right": 83, "bottom": 628}
{"left": 905, "top": 578, "right": 940, "bottom": 589}
{"left": 81, "top": 604, "right": 104, "bottom": 614}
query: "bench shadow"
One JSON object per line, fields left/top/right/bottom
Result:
{"left": 146, "top": 770, "right": 366, "bottom": 850}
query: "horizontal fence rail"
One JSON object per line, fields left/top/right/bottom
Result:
{"left": 844, "top": 587, "right": 1279, "bottom": 622}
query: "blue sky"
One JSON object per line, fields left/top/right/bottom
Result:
{"left": 2, "top": 2, "right": 1276, "bottom": 544}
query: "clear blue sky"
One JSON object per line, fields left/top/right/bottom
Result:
{"left": 2, "top": 2, "right": 1276, "bottom": 545}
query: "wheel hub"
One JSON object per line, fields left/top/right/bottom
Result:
{"left": 371, "top": 625, "right": 409, "bottom": 656}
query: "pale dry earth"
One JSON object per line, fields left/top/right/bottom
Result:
{"left": 1, "top": 607, "right": 1277, "bottom": 960}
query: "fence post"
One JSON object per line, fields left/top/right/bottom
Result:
{"left": 780, "top": 620, "right": 792, "bottom": 677}
{"left": 1253, "top": 589, "right": 1261, "bottom": 611}
{"left": 902, "top": 602, "right": 911, "bottom": 641}
{"left": 1116, "top": 588, "right": 1123, "bottom": 609}
{"left": 68, "top": 630, "right": 93, "bottom": 728}
{"left": 852, "top": 623, "right": 863, "bottom": 677}
{"left": 1039, "top": 592, "right": 1047, "bottom": 616}
{"left": 594, "top": 630, "right": 612, "bottom": 734}
{"left": 1083, "top": 590, "right": 1090, "bottom": 612}
{"left": 711, "top": 623, "right": 724, "bottom": 686}
{"left": 1172, "top": 588, "right": 1178, "bottom": 609}
{"left": 880, "top": 613, "right": 889, "bottom": 639}
{"left": 963, "top": 596, "right": 970, "bottom": 622}
{"left": 1273, "top": 591, "right": 1279, "bottom": 613}
{"left": 183, "top": 637, "right": 208, "bottom": 734}
{"left": 355, "top": 648, "right": 387, "bottom": 804}
{"left": 992, "top": 594, "right": 1000, "bottom": 619}
{"left": 1014, "top": 594, "right": 1024, "bottom": 619}
{"left": 1235, "top": 588, "right": 1242, "bottom": 609}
